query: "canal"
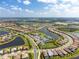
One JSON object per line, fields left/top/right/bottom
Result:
{"left": 0, "top": 37, "right": 25, "bottom": 49}
{"left": 39, "top": 27, "right": 60, "bottom": 39}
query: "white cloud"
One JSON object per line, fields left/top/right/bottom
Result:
{"left": 17, "top": 0, "right": 21, "bottom": 3}
{"left": 38, "top": 0, "right": 57, "bottom": 4}
{"left": 0, "top": 6, "right": 35, "bottom": 17}
{"left": 23, "top": 0, "right": 31, "bottom": 5}
{"left": 11, "top": 7, "right": 18, "bottom": 10}
{"left": 25, "top": 9, "right": 34, "bottom": 13}
{"left": 10, "top": 5, "right": 22, "bottom": 11}
{"left": 0, "top": 7, "right": 4, "bottom": 10}
{"left": 64, "top": 7, "right": 79, "bottom": 14}
{"left": 52, "top": 5, "right": 79, "bottom": 17}
{"left": 1, "top": 0, "right": 79, "bottom": 17}
{"left": 41, "top": 1, "right": 79, "bottom": 17}
{"left": 63, "top": 0, "right": 79, "bottom": 3}
{"left": 61, "top": 0, "right": 79, "bottom": 6}
{"left": 44, "top": 4, "right": 53, "bottom": 9}
{"left": 40, "top": 0, "right": 79, "bottom": 4}
{"left": 17, "top": 0, "right": 31, "bottom": 5}
{"left": 0, "top": 7, "right": 15, "bottom": 17}
{"left": 38, "top": 0, "right": 79, "bottom": 6}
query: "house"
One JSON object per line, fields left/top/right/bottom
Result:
{"left": 61, "top": 49, "right": 67, "bottom": 55}
{"left": 47, "top": 50, "right": 53, "bottom": 56}
{"left": 11, "top": 47, "right": 17, "bottom": 52}
{"left": 56, "top": 50, "right": 64, "bottom": 57}
{"left": 64, "top": 48, "right": 72, "bottom": 53}
{"left": 52, "top": 49, "right": 58, "bottom": 55}
{"left": 13, "top": 54, "right": 20, "bottom": 59}
{"left": 21, "top": 53, "right": 29, "bottom": 59}
{"left": 43, "top": 50, "right": 49, "bottom": 59}
{"left": 0, "top": 50, "right": 3, "bottom": 55}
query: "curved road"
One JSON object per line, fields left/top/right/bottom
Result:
{"left": 47, "top": 28, "right": 73, "bottom": 50}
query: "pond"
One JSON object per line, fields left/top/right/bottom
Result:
{"left": 0, "top": 28, "right": 9, "bottom": 36}
{"left": 0, "top": 37, "right": 25, "bottom": 50}
{"left": 0, "top": 31, "right": 9, "bottom": 35}
{"left": 39, "top": 27, "right": 60, "bottom": 39}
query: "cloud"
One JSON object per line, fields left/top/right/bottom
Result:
{"left": 0, "top": 7, "right": 15, "bottom": 17}
{"left": 10, "top": 5, "right": 22, "bottom": 11}
{"left": 1, "top": 0, "right": 79, "bottom": 17}
{"left": 17, "top": 0, "right": 31, "bottom": 5}
{"left": 63, "top": 7, "right": 79, "bottom": 16}
{"left": 52, "top": 5, "right": 79, "bottom": 17}
{"left": 37, "top": 0, "right": 79, "bottom": 17}
{"left": 0, "top": 6, "right": 35, "bottom": 17}
{"left": 62, "top": 0, "right": 79, "bottom": 4}
{"left": 41, "top": 1, "right": 79, "bottom": 17}
{"left": 44, "top": 4, "right": 53, "bottom": 9}
{"left": 10, "top": 6, "right": 18, "bottom": 10}
{"left": 23, "top": 0, "right": 31, "bottom": 5}
{"left": 25, "top": 9, "right": 34, "bottom": 13}
{"left": 38, "top": 0, "right": 57, "bottom": 4}
{"left": 17, "top": 0, "right": 21, "bottom": 3}
{"left": 38, "top": 0, "right": 79, "bottom": 5}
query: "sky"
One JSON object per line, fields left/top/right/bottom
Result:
{"left": 0, "top": 0, "right": 79, "bottom": 17}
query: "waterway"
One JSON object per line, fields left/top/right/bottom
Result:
{"left": 39, "top": 27, "right": 59, "bottom": 39}
{"left": 0, "top": 28, "right": 9, "bottom": 36}
{"left": 0, "top": 31, "right": 9, "bottom": 36}
{"left": 0, "top": 37, "right": 25, "bottom": 50}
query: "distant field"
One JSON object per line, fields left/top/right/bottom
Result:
{"left": 58, "top": 27, "right": 79, "bottom": 32}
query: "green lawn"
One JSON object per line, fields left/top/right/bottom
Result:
{"left": 29, "top": 53, "right": 34, "bottom": 59}
{"left": 37, "top": 31, "right": 63, "bottom": 49}
{"left": 38, "top": 39, "right": 60, "bottom": 49}
{"left": 17, "top": 34, "right": 32, "bottom": 49}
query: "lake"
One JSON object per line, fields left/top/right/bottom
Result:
{"left": 39, "top": 27, "right": 60, "bottom": 39}
{"left": 0, "top": 37, "right": 25, "bottom": 50}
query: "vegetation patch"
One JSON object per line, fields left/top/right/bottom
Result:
{"left": 38, "top": 39, "right": 61, "bottom": 49}
{"left": 58, "top": 28, "right": 79, "bottom": 32}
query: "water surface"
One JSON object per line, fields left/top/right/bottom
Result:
{"left": 39, "top": 27, "right": 59, "bottom": 39}
{"left": 0, "top": 37, "right": 25, "bottom": 49}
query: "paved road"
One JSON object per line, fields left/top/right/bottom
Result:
{"left": 26, "top": 35, "right": 40, "bottom": 59}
